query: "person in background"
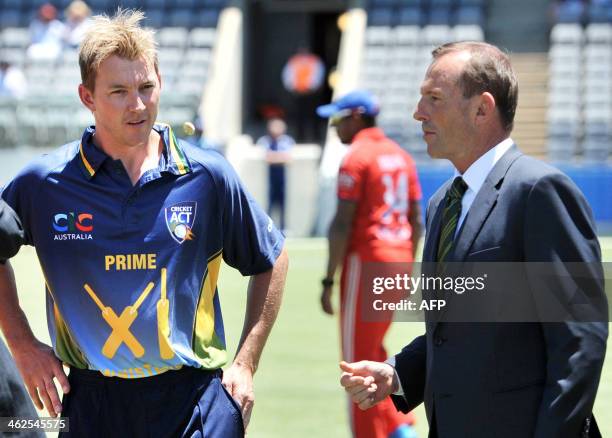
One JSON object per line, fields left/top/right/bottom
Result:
{"left": 317, "top": 90, "right": 422, "bottom": 438}
{"left": 0, "top": 59, "right": 27, "bottom": 99}
{"left": 256, "top": 118, "right": 294, "bottom": 232}
{"left": 27, "top": 3, "right": 65, "bottom": 61}
{"left": 63, "top": 1, "right": 92, "bottom": 49}
{"left": 282, "top": 48, "right": 325, "bottom": 142}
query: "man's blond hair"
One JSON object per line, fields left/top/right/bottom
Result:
{"left": 79, "top": 9, "right": 158, "bottom": 91}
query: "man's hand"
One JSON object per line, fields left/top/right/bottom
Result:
{"left": 222, "top": 363, "right": 255, "bottom": 429}
{"left": 320, "top": 285, "right": 334, "bottom": 315}
{"left": 339, "top": 360, "right": 398, "bottom": 410}
{"left": 11, "top": 339, "right": 69, "bottom": 417}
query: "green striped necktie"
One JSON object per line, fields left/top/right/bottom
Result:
{"left": 437, "top": 176, "right": 468, "bottom": 263}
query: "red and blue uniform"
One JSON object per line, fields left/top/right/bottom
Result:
{"left": 337, "top": 127, "right": 421, "bottom": 438}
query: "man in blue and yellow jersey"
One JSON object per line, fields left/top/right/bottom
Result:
{"left": 0, "top": 9, "right": 287, "bottom": 437}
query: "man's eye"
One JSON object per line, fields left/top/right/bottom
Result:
{"left": 111, "top": 90, "right": 126, "bottom": 95}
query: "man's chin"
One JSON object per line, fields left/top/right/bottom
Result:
{"left": 426, "top": 143, "right": 439, "bottom": 158}
{"left": 123, "top": 133, "right": 151, "bottom": 148}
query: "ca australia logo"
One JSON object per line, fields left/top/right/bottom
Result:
{"left": 165, "top": 201, "right": 197, "bottom": 244}
{"left": 52, "top": 212, "right": 94, "bottom": 241}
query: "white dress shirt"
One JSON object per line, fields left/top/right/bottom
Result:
{"left": 387, "top": 138, "right": 514, "bottom": 396}
{"left": 454, "top": 138, "right": 514, "bottom": 235}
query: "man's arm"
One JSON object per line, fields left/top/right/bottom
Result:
{"left": 222, "top": 246, "right": 288, "bottom": 428}
{"left": 321, "top": 200, "right": 357, "bottom": 315}
{"left": 0, "top": 262, "right": 69, "bottom": 417}
{"left": 524, "top": 173, "right": 607, "bottom": 438}
{"left": 0, "top": 199, "right": 24, "bottom": 262}
{"left": 408, "top": 200, "right": 422, "bottom": 260}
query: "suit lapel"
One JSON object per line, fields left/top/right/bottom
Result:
{"left": 423, "top": 186, "right": 449, "bottom": 264}
{"left": 429, "top": 145, "right": 522, "bottom": 327}
{"left": 451, "top": 146, "right": 522, "bottom": 262}
{"left": 422, "top": 182, "right": 450, "bottom": 326}
{"left": 450, "top": 188, "right": 498, "bottom": 261}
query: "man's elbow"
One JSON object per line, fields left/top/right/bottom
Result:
{"left": 270, "top": 246, "right": 289, "bottom": 279}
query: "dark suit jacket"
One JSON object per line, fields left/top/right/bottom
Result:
{"left": 0, "top": 198, "right": 24, "bottom": 262}
{"left": 391, "top": 146, "right": 607, "bottom": 437}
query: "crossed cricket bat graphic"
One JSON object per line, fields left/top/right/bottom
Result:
{"left": 84, "top": 268, "right": 175, "bottom": 360}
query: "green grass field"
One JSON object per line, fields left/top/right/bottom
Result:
{"left": 9, "top": 237, "right": 612, "bottom": 437}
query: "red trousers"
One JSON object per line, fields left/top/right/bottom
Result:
{"left": 340, "top": 254, "right": 415, "bottom": 438}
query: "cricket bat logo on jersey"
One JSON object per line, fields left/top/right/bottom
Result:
{"left": 165, "top": 201, "right": 197, "bottom": 244}
{"left": 84, "top": 268, "right": 176, "bottom": 360}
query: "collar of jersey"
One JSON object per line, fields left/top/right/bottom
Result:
{"left": 77, "top": 123, "right": 192, "bottom": 180}
{"left": 352, "top": 126, "right": 385, "bottom": 144}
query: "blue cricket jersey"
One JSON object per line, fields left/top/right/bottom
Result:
{"left": 2, "top": 124, "right": 284, "bottom": 378}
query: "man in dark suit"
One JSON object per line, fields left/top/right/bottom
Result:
{"left": 0, "top": 198, "right": 44, "bottom": 436}
{"left": 339, "top": 41, "right": 608, "bottom": 437}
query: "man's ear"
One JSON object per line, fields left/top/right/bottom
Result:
{"left": 78, "top": 83, "right": 95, "bottom": 113}
{"left": 475, "top": 92, "right": 496, "bottom": 123}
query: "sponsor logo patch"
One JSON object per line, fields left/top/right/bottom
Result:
{"left": 52, "top": 212, "right": 93, "bottom": 240}
{"left": 165, "top": 201, "right": 197, "bottom": 244}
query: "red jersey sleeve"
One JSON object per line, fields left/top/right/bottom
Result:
{"left": 337, "top": 151, "right": 368, "bottom": 202}
{"left": 406, "top": 155, "right": 422, "bottom": 202}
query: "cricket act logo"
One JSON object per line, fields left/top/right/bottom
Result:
{"left": 53, "top": 212, "right": 94, "bottom": 240}
{"left": 165, "top": 201, "right": 197, "bottom": 244}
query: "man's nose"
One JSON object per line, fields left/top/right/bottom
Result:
{"left": 127, "top": 92, "right": 146, "bottom": 111}
{"left": 413, "top": 99, "right": 427, "bottom": 122}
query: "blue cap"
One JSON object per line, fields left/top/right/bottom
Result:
{"left": 316, "top": 90, "right": 380, "bottom": 118}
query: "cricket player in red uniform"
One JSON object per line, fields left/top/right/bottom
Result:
{"left": 317, "top": 91, "right": 422, "bottom": 438}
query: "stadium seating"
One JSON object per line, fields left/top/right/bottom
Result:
{"left": 361, "top": 0, "right": 487, "bottom": 160}
{"left": 367, "top": 0, "right": 487, "bottom": 27}
{"left": 547, "top": 20, "right": 612, "bottom": 162}
{"left": 0, "top": 1, "right": 227, "bottom": 147}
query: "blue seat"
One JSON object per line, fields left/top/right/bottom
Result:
{"left": 88, "top": 0, "right": 109, "bottom": 11}
{"left": 369, "top": 0, "right": 398, "bottom": 7}
{"left": 173, "top": 0, "right": 197, "bottom": 8}
{"left": 430, "top": 0, "right": 454, "bottom": 6}
{"left": 202, "top": 0, "right": 226, "bottom": 6}
{"left": 398, "top": 6, "right": 424, "bottom": 25}
{"left": 118, "top": 0, "right": 142, "bottom": 9}
{"left": 146, "top": 0, "right": 167, "bottom": 9}
{"left": 457, "top": 0, "right": 485, "bottom": 6}
{"left": 53, "top": 0, "right": 74, "bottom": 9}
{"left": 586, "top": 4, "right": 610, "bottom": 23}
{"left": 194, "top": 9, "right": 219, "bottom": 28}
{"left": 397, "top": 0, "right": 425, "bottom": 6}
{"left": 428, "top": 6, "right": 453, "bottom": 24}
{"left": 368, "top": 7, "right": 394, "bottom": 26}
{"left": 144, "top": 9, "right": 164, "bottom": 28}
{"left": 454, "top": 6, "right": 484, "bottom": 25}
{"left": 27, "top": 0, "right": 48, "bottom": 10}
{"left": 168, "top": 9, "right": 194, "bottom": 27}
{"left": 556, "top": 2, "right": 584, "bottom": 23}
{"left": 0, "top": 10, "right": 22, "bottom": 28}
